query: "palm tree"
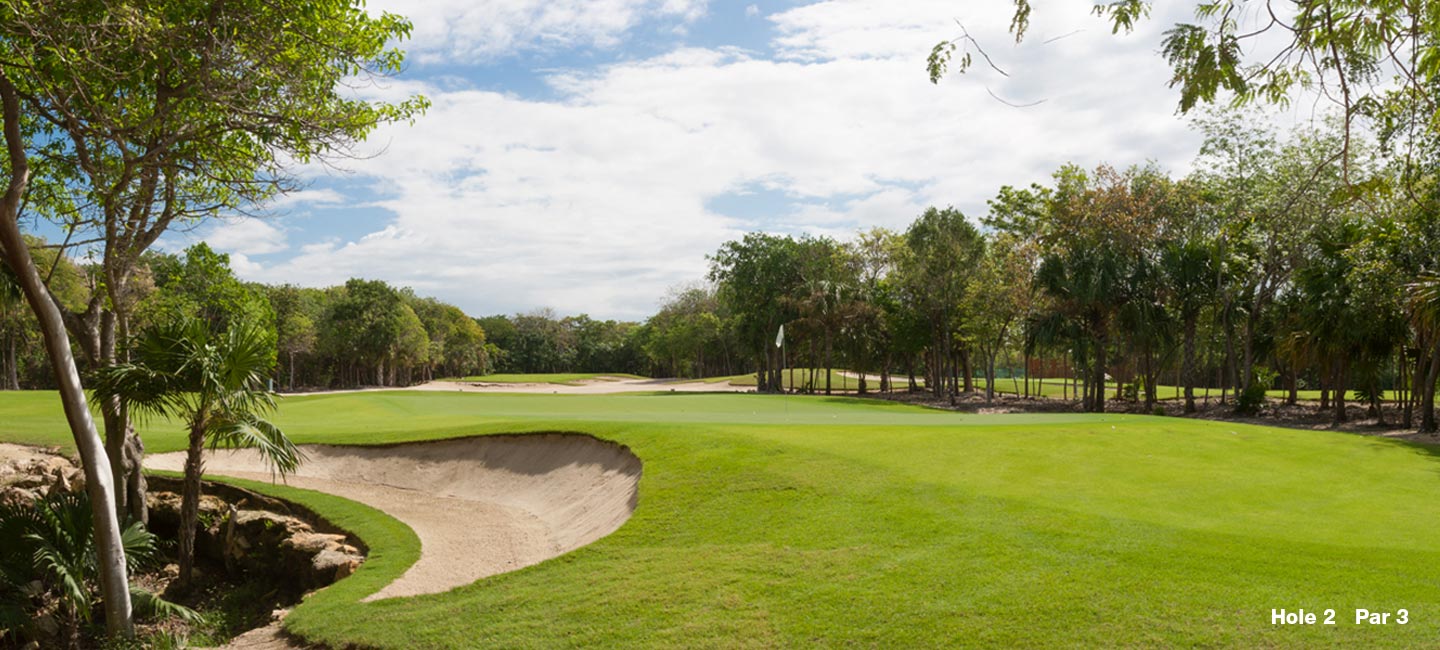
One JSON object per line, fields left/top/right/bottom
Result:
{"left": 1035, "top": 247, "right": 1132, "bottom": 412}
{"left": 92, "top": 317, "right": 302, "bottom": 585}
{"left": 1408, "top": 274, "right": 1440, "bottom": 433}
{"left": 1160, "top": 240, "right": 1216, "bottom": 413}
{"left": 0, "top": 492, "right": 196, "bottom": 648}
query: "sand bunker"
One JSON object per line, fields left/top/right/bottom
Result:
{"left": 404, "top": 377, "right": 750, "bottom": 394}
{"left": 146, "top": 434, "right": 640, "bottom": 601}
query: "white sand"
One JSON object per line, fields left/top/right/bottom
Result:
{"left": 293, "top": 377, "right": 754, "bottom": 397}
{"left": 145, "top": 434, "right": 641, "bottom": 601}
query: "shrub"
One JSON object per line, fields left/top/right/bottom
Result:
{"left": 1235, "top": 367, "right": 1278, "bottom": 415}
{"left": 0, "top": 492, "right": 198, "bottom": 648}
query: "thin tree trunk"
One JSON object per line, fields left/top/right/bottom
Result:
{"left": 1092, "top": 326, "right": 1107, "bottom": 413}
{"left": 1241, "top": 310, "right": 1257, "bottom": 391}
{"left": 0, "top": 76, "right": 133, "bottom": 637}
{"left": 1333, "top": 362, "right": 1348, "bottom": 425}
{"left": 178, "top": 426, "right": 206, "bottom": 585}
{"left": 1402, "top": 345, "right": 1415, "bottom": 429}
{"left": 961, "top": 348, "right": 973, "bottom": 393}
{"left": 1183, "top": 319, "right": 1197, "bottom": 413}
{"left": 824, "top": 332, "right": 832, "bottom": 396}
{"left": 2, "top": 332, "right": 16, "bottom": 389}
{"left": 1419, "top": 344, "right": 1438, "bottom": 434}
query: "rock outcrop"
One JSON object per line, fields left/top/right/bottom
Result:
{"left": 146, "top": 485, "right": 365, "bottom": 592}
{"left": 0, "top": 443, "right": 85, "bottom": 507}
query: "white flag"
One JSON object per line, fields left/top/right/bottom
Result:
{"left": 775, "top": 324, "right": 785, "bottom": 348}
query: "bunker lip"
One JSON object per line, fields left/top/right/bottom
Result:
{"left": 145, "top": 433, "right": 641, "bottom": 601}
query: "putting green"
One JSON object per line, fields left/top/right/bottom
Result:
{"left": 1, "top": 390, "right": 1436, "bottom": 647}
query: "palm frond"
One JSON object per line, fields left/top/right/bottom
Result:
{"left": 209, "top": 413, "right": 304, "bottom": 477}
{"left": 1409, "top": 274, "right": 1440, "bottom": 332}
{"left": 121, "top": 520, "right": 163, "bottom": 573}
{"left": 130, "top": 586, "right": 204, "bottom": 624}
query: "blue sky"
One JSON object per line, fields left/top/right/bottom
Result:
{"left": 163, "top": 0, "right": 1315, "bottom": 320}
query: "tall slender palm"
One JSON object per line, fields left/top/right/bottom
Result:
{"left": 1408, "top": 274, "right": 1440, "bottom": 433}
{"left": 1035, "top": 247, "right": 1132, "bottom": 412}
{"left": 92, "top": 318, "right": 302, "bottom": 585}
{"left": 1160, "top": 240, "right": 1216, "bottom": 413}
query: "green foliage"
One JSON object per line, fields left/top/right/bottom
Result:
{"left": 1236, "top": 366, "right": 1278, "bottom": 415}
{"left": 140, "top": 243, "right": 276, "bottom": 346}
{"left": 0, "top": 492, "right": 197, "bottom": 646}
{"left": 92, "top": 317, "right": 300, "bottom": 476}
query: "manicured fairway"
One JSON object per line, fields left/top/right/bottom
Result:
{"left": 3, "top": 390, "right": 1438, "bottom": 647}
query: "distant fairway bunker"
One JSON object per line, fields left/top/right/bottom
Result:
{"left": 147, "top": 433, "right": 641, "bottom": 600}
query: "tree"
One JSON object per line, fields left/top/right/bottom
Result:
{"left": 1160, "top": 238, "right": 1217, "bottom": 412}
{"left": 92, "top": 317, "right": 301, "bottom": 585}
{"left": 0, "top": 70, "right": 133, "bottom": 636}
{"left": 1410, "top": 273, "right": 1440, "bottom": 433}
{"left": 931, "top": 2, "right": 1440, "bottom": 154}
{"left": 321, "top": 279, "right": 410, "bottom": 387}
{"left": 899, "top": 207, "right": 984, "bottom": 400}
{"left": 968, "top": 233, "right": 1031, "bottom": 403}
{"left": 0, "top": 2, "right": 422, "bottom": 634}
{"left": 0, "top": 258, "right": 19, "bottom": 390}
{"left": 709, "top": 233, "right": 804, "bottom": 392}
{"left": 269, "top": 285, "right": 320, "bottom": 391}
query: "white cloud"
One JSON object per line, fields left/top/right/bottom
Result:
{"left": 745, "top": 5, "right": 760, "bottom": 18}
{"left": 264, "top": 189, "right": 348, "bottom": 212}
{"left": 368, "top": 0, "right": 710, "bottom": 63}
{"left": 204, "top": 218, "right": 288, "bottom": 256}
{"left": 237, "top": 0, "right": 1290, "bottom": 319}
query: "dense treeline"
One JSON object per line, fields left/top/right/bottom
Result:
{"left": 0, "top": 243, "right": 494, "bottom": 391}
{"left": 474, "top": 296, "right": 745, "bottom": 379}
{"left": 477, "top": 310, "right": 648, "bottom": 377}
{"left": 654, "top": 111, "right": 1440, "bottom": 432}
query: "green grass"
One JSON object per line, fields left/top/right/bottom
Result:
{"left": 449, "top": 372, "right": 647, "bottom": 385}
{"left": 6, "top": 389, "right": 1440, "bottom": 647}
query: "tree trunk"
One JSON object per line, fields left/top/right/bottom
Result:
{"left": 1241, "top": 309, "right": 1257, "bottom": 391}
{"left": 0, "top": 77, "right": 133, "bottom": 637}
{"left": 960, "top": 348, "right": 974, "bottom": 393}
{"left": 984, "top": 350, "right": 996, "bottom": 404}
{"left": 1024, "top": 352, "right": 1032, "bottom": 399}
{"left": 1092, "top": 326, "right": 1107, "bottom": 413}
{"left": 1402, "top": 345, "right": 1416, "bottom": 429}
{"left": 1419, "top": 344, "right": 1438, "bottom": 434}
{"left": 1333, "top": 362, "right": 1348, "bottom": 425}
{"left": 1183, "top": 318, "right": 1197, "bottom": 413}
{"left": 2, "top": 332, "right": 16, "bottom": 389}
{"left": 178, "top": 425, "right": 206, "bottom": 585}
{"left": 824, "top": 332, "right": 832, "bottom": 396}
{"left": 1142, "top": 350, "right": 1157, "bottom": 412}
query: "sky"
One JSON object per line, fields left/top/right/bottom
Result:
{"left": 167, "top": 0, "right": 1305, "bottom": 321}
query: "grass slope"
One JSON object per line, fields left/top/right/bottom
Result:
{"left": 3, "top": 390, "right": 1437, "bottom": 647}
